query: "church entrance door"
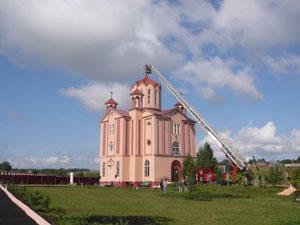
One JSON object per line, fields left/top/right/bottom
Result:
{"left": 171, "top": 160, "right": 182, "bottom": 182}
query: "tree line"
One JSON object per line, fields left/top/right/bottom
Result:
{"left": 0, "top": 161, "right": 99, "bottom": 177}
{"left": 182, "top": 142, "right": 300, "bottom": 192}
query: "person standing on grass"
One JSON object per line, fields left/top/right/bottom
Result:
{"left": 178, "top": 177, "right": 184, "bottom": 193}
{"left": 163, "top": 178, "right": 168, "bottom": 193}
{"left": 160, "top": 179, "right": 163, "bottom": 191}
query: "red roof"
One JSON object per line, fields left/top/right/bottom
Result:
{"left": 133, "top": 75, "right": 161, "bottom": 89}
{"left": 115, "top": 109, "right": 130, "bottom": 117}
{"left": 101, "top": 108, "right": 130, "bottom": 121}
{"left": 130, "top": 89, "right": 144, "bottom": 96}
{"left": 104, "top": 98, "right": 118, "bottom": 105}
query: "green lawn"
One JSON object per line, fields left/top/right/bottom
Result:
{"left": 22, "top": 185, "right": 300, "bottom": 225}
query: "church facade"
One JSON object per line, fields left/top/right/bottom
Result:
{"left": 99, "top": 73, "right": 196, "bottom": 187}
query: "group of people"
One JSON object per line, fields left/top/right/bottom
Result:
{"left": 159, "top": 177, "right": 186, "bottom": 193}
{"left": 159, "top": 178, "right": 168, "bottom": 193}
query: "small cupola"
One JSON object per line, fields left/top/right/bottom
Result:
{"left": 130, "top": 89, "right": 144, "bottom": 108}
{"left": 175, "top": 101, "right": 186, "bottom": 114}
{"left": 104, "top": 91, "right": 118, "bottom": 110}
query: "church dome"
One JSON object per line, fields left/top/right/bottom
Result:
{"left": 105, "top": 98, "right": 118, "bottom": 105}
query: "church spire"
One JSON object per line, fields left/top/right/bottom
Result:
{"left": 104, "top": 91, "right": 118, "bottom": 110}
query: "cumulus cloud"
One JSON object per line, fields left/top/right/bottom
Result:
{"left": 60, "top": 82, "right": 131, "bottom": 111}
{"left": 176, "top": 57, "right": 263, "bottom": 101}
{"left": 8, "top": 153, "right": 99, "bottom": 169}
{"left": 263, "top": 54, "right": 300, "bottom": 76}
{"left": 200, "top": 121, "right": 300, "bottom": 161}
{"left": 11, "top": 154, "right": 71, "bottom": 168}
{"left": 212, "top": 0, "right": 300, "bottom": 51}
{"left": 0, "top": 0, "right": 182, "bottom": 82}
{"left": 0, "top": 0, "right": 299, "bottom": 103}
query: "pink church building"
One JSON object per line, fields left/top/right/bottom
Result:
{"left": 99, "top": 73, "right": 196, "bottom": 187}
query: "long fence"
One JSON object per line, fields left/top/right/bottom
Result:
{"left": 0, "top": 172, "right": 99, "bottom": 185}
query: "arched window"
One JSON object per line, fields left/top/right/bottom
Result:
{"left": 144, "top": 160, "right": 150, "bottom": 177}
{"left": 148, "top": 89, "right": 151, "bottom": 104}
{"left": 172, "top": 142, "right": 180, "bottom": 156}
{"left": 116, "top": 161, "right": 120, "bottom": 177}
{"left": 102, "top": 162, "right": 106, "bottom": 177}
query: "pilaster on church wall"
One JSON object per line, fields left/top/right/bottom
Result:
{"left": 165, "top": 119, "right": 171, "bottom": 156}
{"left": 107, "top": 112, "right": 116, "bottom": 157}
{"left": 152, "top": 117, "right": 157, "bottom": 156}
{"left": 158, "top": 119, "right": 165, "bottom": 155}
{"left": 128, "top": 109, "right": 143, "bottom": 156}
{"left": 99, "top": 122, "right": 102, "bottom": 158}
{"left": 191, "top": 125, "right": 196, "bottom": 157}
{"left": 101, "top": 122, "right": 107, "bottom": 157}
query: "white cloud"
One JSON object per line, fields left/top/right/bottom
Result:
{"left": 200, "top": 121, "right": 300, "bottom": 161}
{"left": 9, "top": 153, "right": 99, "bottom": 169}
{"left": 176, "top": 57, "right": 263, "bottom": 101}
{"left": 60, "top": 82, "right": 131, "bottom": 111}
{"left": 211, "top": 0, "right": 300, "bottom": 51}
{"left": 0, "top": 0, "right": 299, "bottom": 103}
{"left": 0, "top": 0, "right": 182, "bottom": 82}
{"left": 14, "top": 154, "right": 72, "bottom": 168}
{"left": 263, "top": 54, "right": 300, "bottom": 75}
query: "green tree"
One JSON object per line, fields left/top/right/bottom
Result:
{"left": 280, "top": 159, "right": 293, "bottom": 164}
{"left": 289, "top": 168, "right": 300, "bottom": 187}
{"left": 215, "top": 167, "right": 223, "bottom": 186}
{"left": 0, "top": 161, "right": 12, "bottom": 171}
{"left": 182, "top": 154, "right": 196, "bottom": 193}
{"left": 248, "top": 156, "right": 257, "bottom": 165}
{"left": 266, "top": 165, "right": 284, "bottom": 185}
{"left": 196, "top": 142, "right": 218, "bottom": 171}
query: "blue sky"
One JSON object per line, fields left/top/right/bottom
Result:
{"left": 0, "top": 0, "right": 300, "bottom": 169}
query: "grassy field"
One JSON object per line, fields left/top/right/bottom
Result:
{"left": 21, "top": 185, "right": 300, "bottom": 225}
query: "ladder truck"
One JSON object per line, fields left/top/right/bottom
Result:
{"left": 144, "top": 64, "right": 247, "bottom": 172}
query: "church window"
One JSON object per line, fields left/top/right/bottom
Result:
{"left": 172, "top": 124, "right": 181, "bottom": 135}
{"left": 172, "top": 142, "right": 180, "bottom": 156}
{"left": 148, "top": 89, "right": 151, "bottom": 104}
{"left": 102, "top": 162, "right": 106, "bottom": 177}
{"left": 144, "top": 160, "right": 150, "bottom": 177}
{"left": 109, "top": 124, "right": 115, "bottom": 135}
{"left": 116, "top": 161, "right": 120, "bottom": 177}
{"left": 155, "top": 90, "right": 157, "bottom": 105}
{"left": 109, "top": 141, "right": 113, "bottom": 151}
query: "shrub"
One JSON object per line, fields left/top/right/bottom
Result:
{"left": 266, "top": 165, "right": 284, "bottom": 185}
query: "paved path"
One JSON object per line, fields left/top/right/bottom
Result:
{"left": 0, "top": 188, "right": 37, "bottom": 225}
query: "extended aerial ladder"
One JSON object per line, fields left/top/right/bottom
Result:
{"left": 144, "top": 64, "right": 247, "bottom": 171}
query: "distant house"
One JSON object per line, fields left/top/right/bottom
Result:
{"left": 256, "top": 160, "right": 269, "bottom": 168}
